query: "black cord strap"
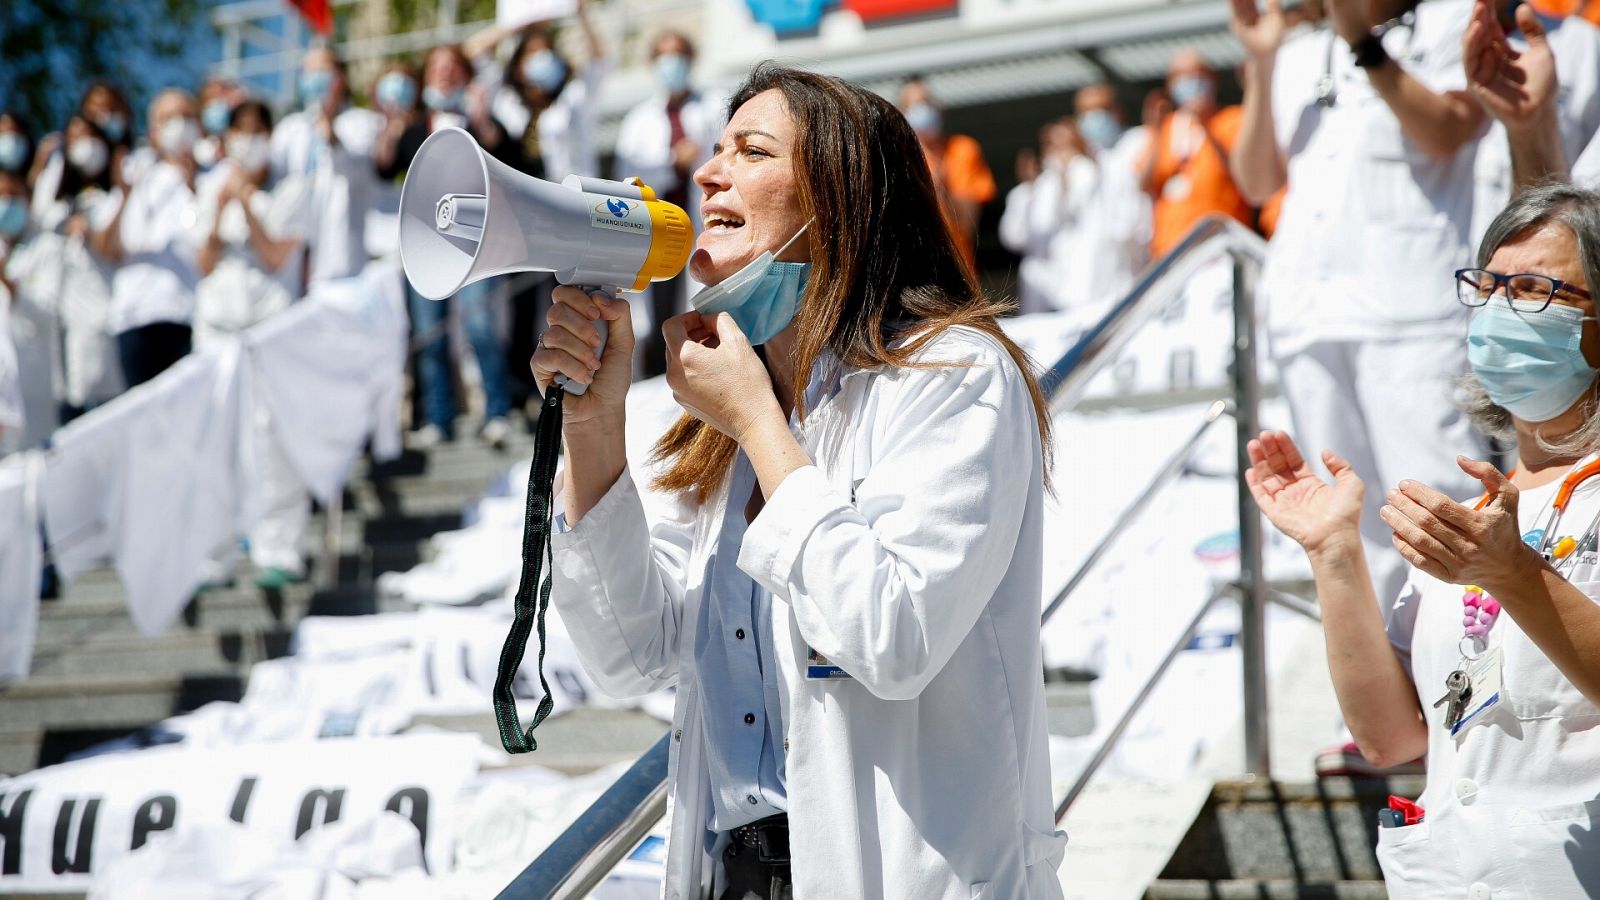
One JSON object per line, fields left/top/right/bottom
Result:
{"left": 492, "top": 388, "right": 565, "bottom": 753}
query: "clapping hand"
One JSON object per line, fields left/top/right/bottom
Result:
{"left": 1245, "top": 430, "right": 1365, "bottom": 554}
{"left": 1230, "top": 0, "right": 1292, "bottom": 61}
{"left": 1464, "top": 0, "right": 1557, "bottom": 128}
{"left": 1380, "top": 457, "right": 1537, "bottom": 589}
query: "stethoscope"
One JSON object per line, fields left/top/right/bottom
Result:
{"left": 1473, "top": 457, "right": 1600, "bottom": 568}
{"left": 1315, "top": 9, "right": 1418, "bottom": 108}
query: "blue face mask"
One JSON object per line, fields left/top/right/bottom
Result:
{"left": 377, "top": 73, "right": 417, "bottom": 110}
{"left": 1078, "top": 109, "right": 1123, "bottom": 151}
{"left": 1170, "top": 75, "right": 1212, "bottom": 108}
{"left": 655, "top": 53, "right": 691, "bottom": 94}
{"left": 692, "top": 222, "right": 812, "bottom": 346}
{"left": 0, "top": 133, "right": 26, "bottom": 172}
{"left": 0, "top": 198, "right": 28, "bottom": 240}
{"left": 523, "top": 50, "right": 567, "bottom": 93}
{"left": 1468, "top": 301, "right": 1598, "bottom": 422}
{"left": 94, "top": 113, "right": 127, "bottom": 145}
{"left": 202, "top": 99, "right": 231, "bottom": 136}
{"left": 904, "top": 102, "right": 941, "bottom": 136}
{"left": 299, "top": 69, "right": 334, "bottom": 108}
{"left": 422, "top": 85, "right": 464, "bottom": 112}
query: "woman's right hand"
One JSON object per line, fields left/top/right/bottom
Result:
{"left": 532, "top": 285, "right": 634, "bottom": 428}
{"left": 1245, "top": 430, "right": 1364, "bottom": 554}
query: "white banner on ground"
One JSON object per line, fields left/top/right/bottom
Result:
{"left": 0, "top": 733, "right": 481, "bottom": 892}
{"left": 497, "top": 0, "right": 577, "bottom": 29}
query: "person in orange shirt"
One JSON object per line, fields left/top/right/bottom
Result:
{"left": 1140, "top": 49, "right": 1254, "bottom": 258}
{"left": 899, "top": 77, "right": 996, "bottom": 270}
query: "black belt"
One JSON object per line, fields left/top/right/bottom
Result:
{"left": 730, "top": 814, "right": 790, "bottom": 865}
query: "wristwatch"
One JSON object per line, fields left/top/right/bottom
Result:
{"left": 1350, "top": 31, "right": 1390, "bottom": 69}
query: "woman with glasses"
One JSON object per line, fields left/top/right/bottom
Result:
{"left": 1246, "top": 181, "right": 1600, "bottom": 898}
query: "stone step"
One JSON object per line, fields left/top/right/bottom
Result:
{"left": 1145, "top": 879, "right": 1389, "bottom": 899}
{"left": 29, "top": 626, "right": 292, "bottom": 680}
{"left": 1159, "top": 777, "right": 1426, "bottom": 884}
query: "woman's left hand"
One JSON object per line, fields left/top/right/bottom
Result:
{"left": 1381, "top": 456, "right": 1539, "bottom": 589}
{"left": 663, "top": 310, "right": 783, "bottom": 442}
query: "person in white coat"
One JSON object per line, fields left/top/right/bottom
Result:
{"left": 1247, "top": 183, "right": 1600, "bottom": 899}
{"left": 615, "top": 29, "right": 726, "bottom": 377}
{"left": 533, "top": 64, "right": 1066, "bottom": 900}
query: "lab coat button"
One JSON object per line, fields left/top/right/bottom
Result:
{"left": 1455, "top": 778, "right": 1478, "bottom": 804}
{"left": 1468, "top": 882, "right": 1491, "bottom": 900}
{"left": 674, "top": 729, "right": 682, "bottom": 741}
{"left": 747, "top": 794, "right": 759, "bottom": 805}
{"left": 736, "top": 628, "right": 746, "bottom": 640}
{"left": 744, "top": 713, "right": 756, "bottom": 725}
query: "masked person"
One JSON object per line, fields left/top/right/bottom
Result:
{"left": 1247, "top": 182, "right": 1600, "bottom": 900}
{"left": 1140, "top": 49, "right": 1254, "bottom": 258}
{"left": 0, "top": 115, "right": 33, "bottom": 179}
{"left": 192, "top": 99, "right": 316, "bottom": 589}
{"left": 0, "top": 167, "right": 55, "bottom": 453}
{"left": 616, "top": 29, "right": 727, "bottom": 378}
{"left": 269, "top": 46, "right": 381, "bottom": 286}
{"left": 534, "top": 64, "right": 1066, "bottom": 900}
{"left": 1230, "top": 0, "right": 1492, "bottom": 646}
{"left": 898, "top": 76, "right": 995, "bottom": 272}
{"left": 381, "top": 43, "right": 524, "bottom": 449}
{"left": 90, "top": 88, "right": 203, "bottom": 388}
{"left": 24, "top": 114, "right": 123, "bottom": 420}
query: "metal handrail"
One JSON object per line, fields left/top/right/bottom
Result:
{"left": 495, "top": 734, "right": 671, "bottom": 900}
{"left": 1040, "top": 399, "right": 1228, "bottom": 626}
{"left": 500, "top": 215, "right": 1278, "bottom": 897}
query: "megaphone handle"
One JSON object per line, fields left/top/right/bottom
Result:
{"left": 555, "top": 285, "right": 615, "bottom": 397}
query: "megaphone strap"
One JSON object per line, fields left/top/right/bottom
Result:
{"left": 492, "top": 388, "right": 565, "bottom": 753}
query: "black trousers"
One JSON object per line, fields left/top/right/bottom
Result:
{"left": 713, "top": 815, "right": 792, "bottom": 900}
{"left": 116, "top": 322, "right": 192, "bottom": 388}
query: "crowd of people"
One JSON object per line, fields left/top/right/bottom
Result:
{"left": 0, "top": 2, "right": 734, "bottom": 587}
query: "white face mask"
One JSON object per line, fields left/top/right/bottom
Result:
{"left": 225, "top": 133, "right": 270, "bottom": 174}
{"left": 193, "top": 136, "right": 221, "bottom": 168}
{"left": 156, "top": 116, "right": 201, "bottom": 156}
{"left": 67, "top": 136, "right": 109, "bottom": 177}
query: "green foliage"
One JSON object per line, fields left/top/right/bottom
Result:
{"left": 386, "top": 0, "right": 497, "bottom": 36}
{"left": 0, "top": 0, "right": 211, "bottom": 134}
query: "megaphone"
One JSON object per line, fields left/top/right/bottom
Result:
{"left": 399, "top": 126, "right": 694, "bottom": 395}
{"left": 399, "top": 127, "right": 697, "bottom": 756}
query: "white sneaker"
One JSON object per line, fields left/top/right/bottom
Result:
{"left": 481, "top": 416, "right": 512, "bottom": 450}
{"left": 408, "top": 423, "right": 446, "bottom": 450}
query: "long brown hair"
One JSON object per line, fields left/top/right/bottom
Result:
{"left": 652, "top": 64, "right": 1053, "bottom": 502}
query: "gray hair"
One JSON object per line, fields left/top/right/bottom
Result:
{"left": 1463, "top": 181, "right": 1600, "bottom": 456}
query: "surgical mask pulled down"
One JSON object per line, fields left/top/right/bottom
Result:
{"left": 1468, "top": 301, "right": 1599, "bottom": 422}
{"left": 692, "top": 221, "right": 813, "bottom": 346}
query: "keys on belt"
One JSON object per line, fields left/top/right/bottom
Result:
{"left": 731, "top": 814, "right": 790, "bottom": 864}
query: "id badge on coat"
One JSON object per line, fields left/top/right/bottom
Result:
{"left": 806, "top": 647, "right": 853, "bottom": 680}
{"left": 1452, "top": 646, "right": 1505, "bottom": 736}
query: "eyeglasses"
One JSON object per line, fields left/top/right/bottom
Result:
{"left": 1455, "top": 268, "right": 1594, "bottom": 312}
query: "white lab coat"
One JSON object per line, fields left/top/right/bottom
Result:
{"left": 1380, "top": 465, "right": 1600, "bottom": 899}
{"left": 552, "top": 326, "right": 1067, "bottom": 900}
{"left": 270, "top": 106, "right": 383, "bottom": 284}
{"left": 0, "top": 451, "right": 42, "bottom": 683}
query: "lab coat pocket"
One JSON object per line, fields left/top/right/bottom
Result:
{"left": 1374, "top": 822, "right": 1448, "bottom": 900}
{"left": 1508, "top": 798, "right": 1600, "bottom": 900}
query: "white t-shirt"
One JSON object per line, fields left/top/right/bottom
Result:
{"left": 1381, "top": 466, "right": 1600, "bottom": 898}
{"left": 192, "top": 163, "right": 315, "bottom": 341}
{"left": 102, "top": 159, "right": 201, "bottom": 333}
{"left": 1262, "top": 3, "right": 1480, "bottom": 357}
{"left": 1472, "top": 15, "right": 1600, "bottom": 246}
{"left": 270, "top": 106, "right": 383, "bottom": 284}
